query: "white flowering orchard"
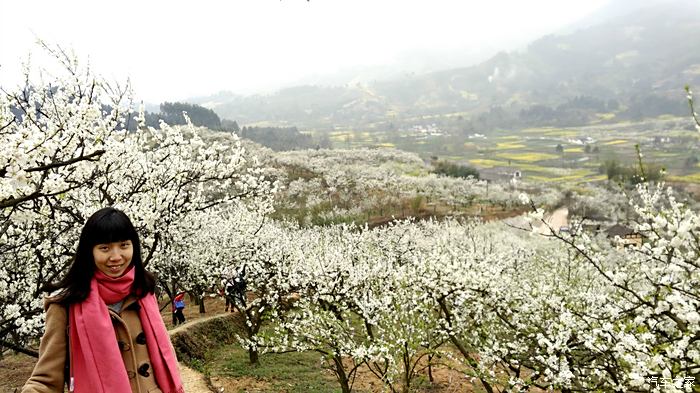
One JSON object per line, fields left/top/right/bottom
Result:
{"left": 3, "top": 48, "right": 699, "bottom": 393}
{"left": 251, "top": 183, "right": 698, "bottom": 393}
{"left": 0, "top": 48, "right": 276, "bottom": 352}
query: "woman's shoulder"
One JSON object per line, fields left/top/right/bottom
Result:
{"left": 43, "top": 299, "right": 68, "bottom": 322}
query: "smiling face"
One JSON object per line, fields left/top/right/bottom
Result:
{"left": 93, "top": 240, "right": 134, "bottom": 278}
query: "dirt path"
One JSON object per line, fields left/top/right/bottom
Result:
{"left": 535, "top": 206, "right": 569, "bottom": 235}
{"left": 179, "top": 362, "right": 216, "bottom": 393}
{"left": 169, "top": 312, "right": 231, "bottom": 393}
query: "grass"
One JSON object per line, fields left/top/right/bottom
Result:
{"left": 213, "top": 346, "right": 341, "bottom": 393}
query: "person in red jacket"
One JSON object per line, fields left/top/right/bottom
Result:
{"left": 172, "top": 292, "right": 186, "bottom": 326}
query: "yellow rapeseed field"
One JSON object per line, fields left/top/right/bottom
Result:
{"left": 604, "top": 139, "right": 627, "bottom": 145}
{"left": 469, "top": 159, "right": 510, "bottom": 168}
{"left": 543, "top": 130, "right": 578, "bottom": 137}
{"left": 668, "top": 173, "right": 700, "bottom": 183}
{"left": 496, "top": 152, "right": 560, "bottom": 162}
{"left": 496, "top": 142, "right": 526, "bottom": 149}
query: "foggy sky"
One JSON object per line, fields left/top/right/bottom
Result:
{"left": 1, "top": 0, "right": 610, "bottom": 103}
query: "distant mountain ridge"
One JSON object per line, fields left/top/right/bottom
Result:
{"left": 194, "top": 0, "right": 700, "bottom": 131}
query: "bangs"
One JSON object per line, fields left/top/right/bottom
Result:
{"left": 83, "top": 209, "right": 138, "bottom": 246}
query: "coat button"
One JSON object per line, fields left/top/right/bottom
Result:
{"left": 117, "top": 341, "right": 131, "bottom": 351}
{"left": 127, "top": 370, "right": 136, "bottom": 379}
{"left": 136, "top": 332, "right": 147, "bottom": 345}
{"left": 138, "top": 363, "right": 150, "bottom": 377}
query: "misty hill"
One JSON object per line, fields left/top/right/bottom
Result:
{"left": 197, "top": 0, "right": 700, "bottom": 132}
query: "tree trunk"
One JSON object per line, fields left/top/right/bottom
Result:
{"left": 332, "top": 355, "right": 352, "bottom": 393}
{"left": 427, "top": 354, "right": 434, "bottom": 383}
{"left": 248, "top": 348, "right": 259, "bottom": 365}
{"left": 244, "top": 308, "right": 262, "bottom": 365}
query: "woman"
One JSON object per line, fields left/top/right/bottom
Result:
{"left": 22, "top": 207, "right": 184, "bottom": 393}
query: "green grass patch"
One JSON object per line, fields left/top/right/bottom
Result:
{"left": 215, "top": 346, "right": 341, "bottom": 393}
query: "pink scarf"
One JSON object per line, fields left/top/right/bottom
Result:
{"left": 69, "top": 267, "right": 184, "bottom": 393}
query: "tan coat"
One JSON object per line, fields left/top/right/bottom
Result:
{"left": 22, "top": 296, "right": 163, "bottom": 393}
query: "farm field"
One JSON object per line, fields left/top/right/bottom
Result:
{"left": 313, "top": 116, "right": 700, "bottom": 185}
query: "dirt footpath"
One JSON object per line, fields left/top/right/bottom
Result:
{"left": 179, "top": 362, "right": 215, "bottom": 393}
{"left": 170, "top": 313, "right": 231, "bottom": 393}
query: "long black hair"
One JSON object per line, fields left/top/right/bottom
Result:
{"left": 44, "top": 207, "right": 156, "bottom": 305}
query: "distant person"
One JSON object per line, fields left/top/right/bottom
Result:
{"left": 172, "top": 291, "right": 186, "bottom": 326}
{"left": 22, "top": 207, "right": 183, "bottom": 393}
{"left": 225, "top": 265, "right": 247, "bottom": 310}
{"left": 220, "top": 275, "right": 233, "bottom": 312}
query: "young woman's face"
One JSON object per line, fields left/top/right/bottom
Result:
{"left": 93, "top": 240, "right": 134, "bottom": 278}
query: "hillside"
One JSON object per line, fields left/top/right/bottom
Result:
{"left": 197, "top": 0, "right": 700, "bottom": 132}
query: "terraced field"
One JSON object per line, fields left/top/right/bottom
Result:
{"left": 312, "top": 116, "right": 700, "bottom": 185}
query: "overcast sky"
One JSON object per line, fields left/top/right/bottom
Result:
{"left": 1, "top": 0, "right": 610, "bottom": 103}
